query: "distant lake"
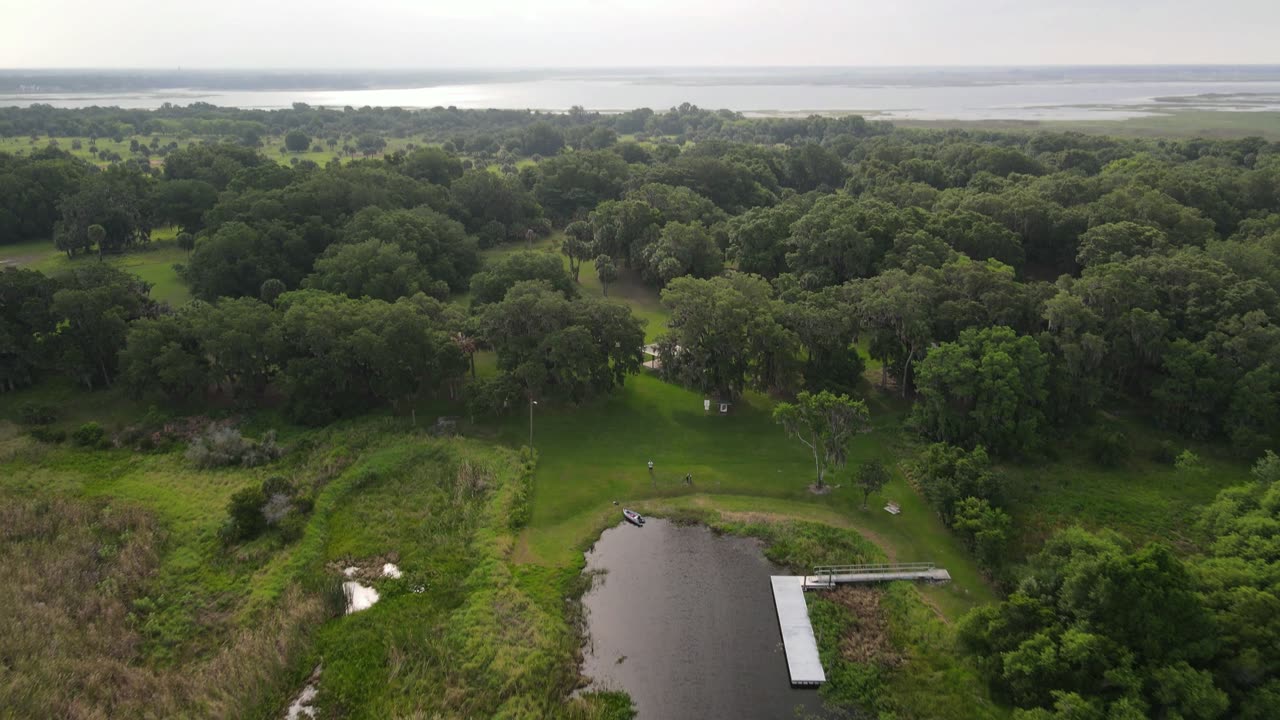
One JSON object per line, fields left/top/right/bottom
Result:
{"left": 4, "top": 67, "right": 1280, "bottom": 119}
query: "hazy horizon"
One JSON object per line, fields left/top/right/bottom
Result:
{"left": 4, "top": 1, "right": 1278, "bottom": 69}
{"left": 6, "top": 63, "right": 1280, "bottom": 70}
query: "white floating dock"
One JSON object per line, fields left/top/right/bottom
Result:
{"left": 769, "top": 576, "right": 826, "bottom": 686}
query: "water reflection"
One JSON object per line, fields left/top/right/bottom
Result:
{"left": 580, "top": 518, "right": 827, "bottom": 720}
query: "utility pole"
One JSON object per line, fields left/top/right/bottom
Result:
{"left": 528, "top": 398, "right": 538, "bottom": 449}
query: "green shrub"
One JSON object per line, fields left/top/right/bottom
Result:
{"left": 913, "top": 443, "right": 1003, "bottom": 526}
{"left": 222, "top": 486, "right": 267, "bottom": 542}
{"left": 72, "top": 422, "right": 105, "bottom": 447}
{"left": 18, "top": 402, "right": 57, "bottom": 426}
{"left": 509, "top": 447, "right": 538, "bottom": 530}
{"left": 466, "top": 373, "right": 522, "bottom": 419}
{"left": 220, "top": 475, "right": 310, "bottom": 546}
{"left": 1175, "top": 449, "right": 1205, "bottom": 474}
{"left": 1153, "top": 439, "right": 1179, "bottom": 464}
{"left": 277, "top": 513, "right": 307, "bottom": 543}
{"left": 1089, "top": 429, "right": 1131, "bottom": 467}
{"left": 261, "top": 475, "right": 293, "bottom": 497}
{"left": 28, "top": 426, "right": 67, "bottom": 444}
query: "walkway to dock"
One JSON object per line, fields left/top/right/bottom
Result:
{"left": 802, "top": 562, "right": 951, "bottom": 589}
{"left": 770, "top": 563, "right": 950, "bottom": 687}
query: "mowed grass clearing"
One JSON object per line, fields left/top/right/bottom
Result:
{"left": 1001, "top": 415, "right": 1256, "bottom": 554}
{"left": 2, "top": 233, "right": 192, "bottom": 306}
{"left": 263, "top": 135, "right": 421, "bottom": 167}
{"left": 486, "top": 371, "right": 994, "bottom": 619}
{"left": 0, "top": 135, "right": 181, "bottom": 167}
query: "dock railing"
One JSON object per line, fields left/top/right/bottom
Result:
{"left": 808, "top": 562, "right": 937, "bottom": 586}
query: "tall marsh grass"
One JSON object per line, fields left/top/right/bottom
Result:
{"left": 0, "top": 496, "right": 326, "bottom": 718}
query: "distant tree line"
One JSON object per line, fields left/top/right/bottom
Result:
{"left": 3, "top": 104, "right": 1280, "bottom": 457}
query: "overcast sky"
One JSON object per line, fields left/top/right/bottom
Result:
{"left": 2, "top": 0, "right": 1277, "bottom": 68}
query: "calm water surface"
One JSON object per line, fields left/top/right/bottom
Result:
{"left": 5, "top": 76, "right": 1280, "bottom": 118}
{"left": 580, "top": 518, "right": 826, "bottom": 720}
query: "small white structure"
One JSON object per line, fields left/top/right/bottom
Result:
{"left": 285, "top": 680, "right": 319, "bottom": 720}
{"left": 884, "top": 502, "right": 901, "bottom": 515}
{"left": 343, "top": 581, "right": 380, "bottom": 614}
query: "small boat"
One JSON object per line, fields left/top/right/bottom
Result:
{"left": 623, "top": 508, "right": 645, "bottom": 526}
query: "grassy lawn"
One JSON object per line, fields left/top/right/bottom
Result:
{"left": 0, "top": 135, "right": 180, "bottom": 167}
{"left": 264, "top": 135, "right": 419, "bottom": 167}
{"left": 483, "top": 157, "right": 537, "bottom": 174}
{"left": 2, "top": 234, "right": 191, "bottom": 306}
{"left": 0, "top": 237, "right": 54, "bottom": 268}
{"left": 0, "top": 134, "right": 426, "bottom": 170}
{"left": 578, "top": 257, "right": 670, "bottom": 342}
{"left": 484, "top": 371, "right": 993, "bottom": 620}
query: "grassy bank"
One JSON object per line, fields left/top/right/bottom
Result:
{"left": 0, "top": 414, "right": 634, "bottom": 719}
{"left": 305, "top": 440, "right": 624, "bottom": 718}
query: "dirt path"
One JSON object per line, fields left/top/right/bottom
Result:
{"left": 0, "top": 249, "right": 52, "bottom": 268}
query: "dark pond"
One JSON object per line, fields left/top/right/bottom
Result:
{"left": 580, "top": 518, "right": 827, "bottom": 720}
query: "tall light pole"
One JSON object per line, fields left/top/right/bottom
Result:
{"left": 528, "top": 398, "right": 538, "bottom": 449}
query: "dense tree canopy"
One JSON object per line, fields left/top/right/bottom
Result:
{"left": 469, "top": 250, "right": 576, "bottom": 306}
{"left": 958, "top": 450, "right": 1280, "bottom": 720}
{"left": 2, "top": 103, "right": 1279, "bottom": 459}
{"left": 913, "top": 325, "right": 1050, "bottom": 456}
{"left": 658, "top": 273, "right": 797, "bottom": 398}
{"left": 478, "top": 280, "right": 644, "bottom": 403}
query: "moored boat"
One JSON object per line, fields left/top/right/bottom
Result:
{"left": 623, "top": 508, "right": 645, "bottom": 526}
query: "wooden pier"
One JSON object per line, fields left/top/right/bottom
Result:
{"left": 770, "top": 563, "right": 950, "bottom": 687}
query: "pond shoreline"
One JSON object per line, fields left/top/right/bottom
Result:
{"left": 577, "top": 517, "right": 828, "bottom": 720}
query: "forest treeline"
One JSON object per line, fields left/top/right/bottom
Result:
{"left": 0, "top": 101, "right": 878, "bottom": 155}
{"left": 4, "top": 105, "right": 1280, "bottom": 453}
